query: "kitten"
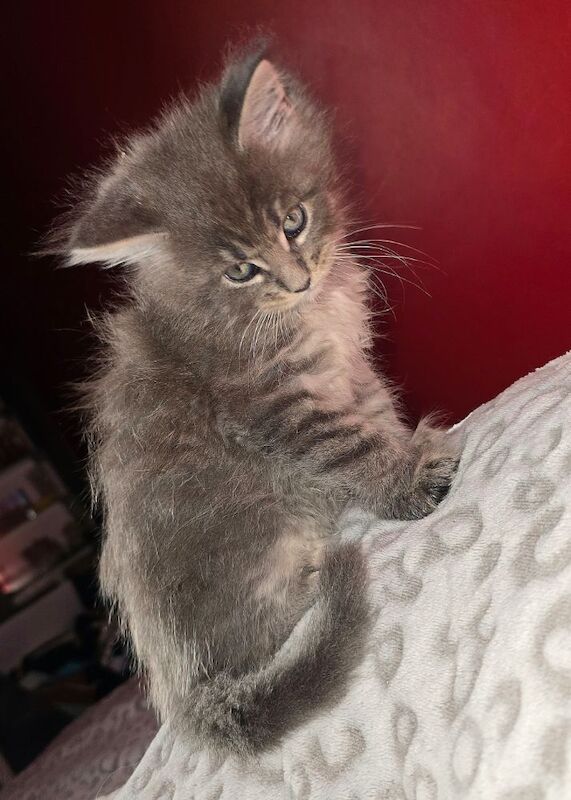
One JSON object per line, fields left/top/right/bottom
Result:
{"left": 53, "top": 47, "right": 459, "bottom": 755}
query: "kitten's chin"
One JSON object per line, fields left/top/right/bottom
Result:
{"left": 261, "top": 298, "right": 307, "bottom": 315}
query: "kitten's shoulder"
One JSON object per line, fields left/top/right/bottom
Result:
{"left": 91, "top": 305, "right": 205, "bottom": 413}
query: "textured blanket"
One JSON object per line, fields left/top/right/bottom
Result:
{"left": 6, "top": 361, "right": 568, "bottom": 800}
{"left": 0, "top": 681, "right": 156, "bottom": 800}
{"left": 5, "top": 354, "right": 569, "bottom": 800}
{"left": 98, "top": 351, "right": 570, "bottom": 798}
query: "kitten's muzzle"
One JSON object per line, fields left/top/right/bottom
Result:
{"left": 273, "top": 273, "right": 311, "bottom": 294}
{"left": 292, "top": 277, "right": 311, "bottom": 293}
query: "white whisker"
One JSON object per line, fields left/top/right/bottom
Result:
{"left": 338, "top": 223, "right": 421, "bottom": 241}
{"left": 336, "top": 239, "right": 437, "bottom": 264}
{"left": 239, "top": 309, "right": 262, "bottom": 362}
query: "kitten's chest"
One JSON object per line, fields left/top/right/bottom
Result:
{"left": 296, "top": 287, "right": 371, "bottom": 404}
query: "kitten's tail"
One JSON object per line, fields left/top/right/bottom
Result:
{"left": 184, "top": 541, "right": 369, "bottom": 755}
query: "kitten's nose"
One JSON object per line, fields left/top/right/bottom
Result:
{"left": 293, "top": 277, "right": 311, "bottom": 293}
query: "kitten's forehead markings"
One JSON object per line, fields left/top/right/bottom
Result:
{"left": 266, "top": 208, "right": 281, "bottom": 228}
{"left": 220, "top": 242, "right": 248, "bottom": 262}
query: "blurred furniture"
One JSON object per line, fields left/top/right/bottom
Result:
{"left": 0, "top": 399, "right": 93, "bottom": 665}
{"left": 0, "top": 396, "right": 128, "bottom": 777}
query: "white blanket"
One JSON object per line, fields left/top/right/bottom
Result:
{"left": 104, "top": 352, "right": 571, "bottom": 800}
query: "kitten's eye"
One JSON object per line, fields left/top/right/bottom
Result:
{"left": 283, "top": 204, "right": 307, "bottom": 240}
{"left": 224, "top": 262, "right": 260, "bottom": 283}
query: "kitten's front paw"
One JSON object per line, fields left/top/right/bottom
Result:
{"left": 406, "top": 422, "right": 461, "bottom": 518}
{"left": 412, "top": 455, "right": 459, "bottom": 516}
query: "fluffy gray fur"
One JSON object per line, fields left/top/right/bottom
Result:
{"left": 54, "top": 45, "right": 459, "bottom": 755}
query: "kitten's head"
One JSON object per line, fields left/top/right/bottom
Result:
{"left": 62, "top": 47, "right": 346, "bottom": 330}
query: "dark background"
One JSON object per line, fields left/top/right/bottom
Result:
{"left": 2, "top": 1, "right": 570, "bottom": 456}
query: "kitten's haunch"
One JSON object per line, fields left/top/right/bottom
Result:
{"left": 51, "top": 43, "right": 459, "bottom": 754}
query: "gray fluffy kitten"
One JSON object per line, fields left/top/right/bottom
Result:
{"left": 56, "top": 47, "right": 459, "bottom": 755}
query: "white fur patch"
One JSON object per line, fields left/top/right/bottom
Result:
{"left": 68, "top": 232, "right": 168, "bottom": 268}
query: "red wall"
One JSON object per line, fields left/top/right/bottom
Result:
{"left": 2, "top": 1, "right": 570, "bottom": 443}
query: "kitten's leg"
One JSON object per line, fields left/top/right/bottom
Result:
{"left": 389, "top": 419, "right": 460, "bottom": 518}
{"left": 180, "top": 531, "right": 368, "bottom": 754}
{"left": 353, "top": 377, "right": 460, "bottom": 518}
{"left": 355, "top": 375, "right": 459, "bottom": 514}
{"left": 409, "top": 416, "right": 460, "bottom": 502}
{"left": 219, "top": 382, "right": 459, "bottom": 520}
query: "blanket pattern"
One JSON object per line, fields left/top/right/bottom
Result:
{"left": 0, "top": 681, "right": 156, "bottom": 800}
{"left": 103, "top": 353, "right": 571, "bottom": 799}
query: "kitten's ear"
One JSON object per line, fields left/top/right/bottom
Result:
{"left": 222, "top": 55, "right": 298, "bottom": 152}
{"left": 66, "top": 174, "right": 167, "bottom": 267}
{"left": 238, "top": 59, "right": 298, "bottom": 151}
